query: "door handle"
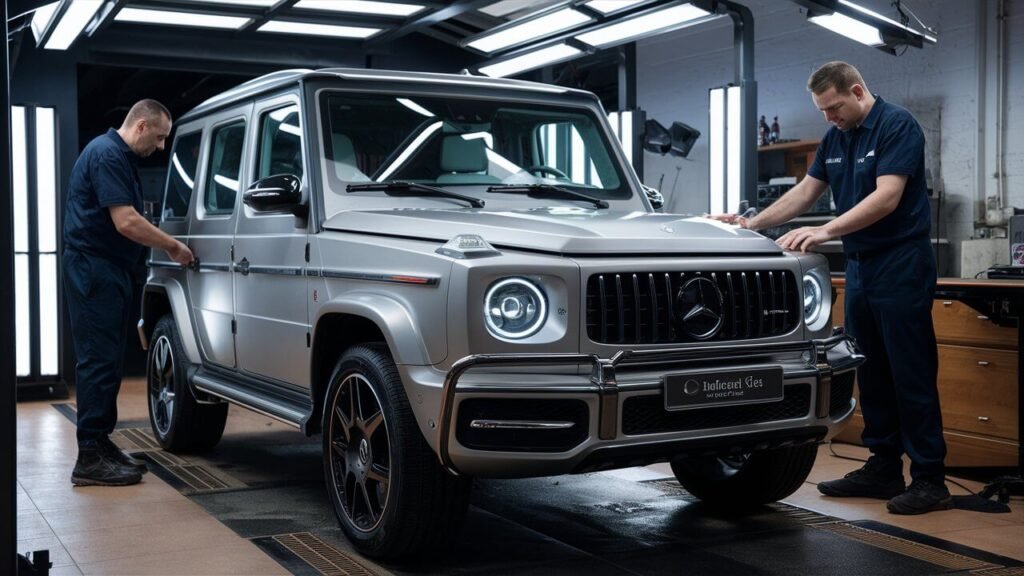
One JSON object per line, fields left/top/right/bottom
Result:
{"left": 187, "top": 257, "right": 201, "bottom": 272}
{"left": 236, "top": 257, "right": 250, "bottom": 276}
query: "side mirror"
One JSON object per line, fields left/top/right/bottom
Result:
{"left": 642, "top": 119, "right": 672, "bottom": 155}
{"left": 243, "top": 174, "right": 305, "bottom": 216}
{"left": 641, "top": 184, "right": 664, "bottom": 211}
{"left": 668, "top": 121, "right": 700, "bottom": 158}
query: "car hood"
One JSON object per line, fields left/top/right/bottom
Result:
{"left": 322, "top": 208, "right": 783, "bottom": 255}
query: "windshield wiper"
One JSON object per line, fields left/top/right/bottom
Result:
{"left": 486, "top": 184, "right": 609, "bottom": 209}
{"left": 347, "top": 181, "right": 485, "bottom": 208}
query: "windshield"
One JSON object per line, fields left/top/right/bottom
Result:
{"left": 318, "top": 91, "right": 629, "bottom": 218}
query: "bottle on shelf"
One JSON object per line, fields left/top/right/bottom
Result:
{"left": 770, "top": 116, "right": 780, "bottom": 144}
{"left": 759, "top": 115, "right": 770, "bottom": 146}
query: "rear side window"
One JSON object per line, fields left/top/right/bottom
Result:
{"left": 257, "top": 104, "right": 303, "bottom": 180}
{"left": 204, "top": 120, "right": 246, "bottom": 216}
{"left": 163, "top": 131, "right": 201, "bottom": 220}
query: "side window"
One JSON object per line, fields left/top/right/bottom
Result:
{"left": 163, "top": 131, "right": 202, "bottom": 220}
{"left": 204, "top": 120, "right": 246, "bottom": 216}
{"left": 257, "top": 104, "right": 303, "bottom": 180}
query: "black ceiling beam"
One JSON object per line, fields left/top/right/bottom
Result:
{"left": 364, "top": 0, "right": 494, "bottom": 47}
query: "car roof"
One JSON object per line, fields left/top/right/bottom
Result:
{"left": 180, "top": 67, "right": 597, "bottom": 122}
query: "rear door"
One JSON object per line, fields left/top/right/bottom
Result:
{"left": 186, "top": 105, "right": 251, "bottom": 368}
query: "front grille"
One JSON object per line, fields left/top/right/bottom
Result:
{"left": 829, "top": 370, "right": 855, "bottom": 418}
{"left": 586, "top": 270, "right": 801, "bottom": 344}
{"left": 456, "top": 398, "right": 589, "bottom": 452}
{"left": 622, "top": 383, "right": 811, "bottom": 435}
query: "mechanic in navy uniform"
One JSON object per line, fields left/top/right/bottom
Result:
{"left": 64, "top": 99, "right": 194, "bottom": 486}
{"left": 711, "top": 61, "right": 950, "bottom": 514}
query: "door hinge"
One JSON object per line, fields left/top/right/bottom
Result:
{"left": 306, "top": 332, "right": 311, "bottom": 347}
{"left": 230, "top": 244, "right": 235, "bottom": 261}
{"left": 305, "top": 242, "right": 310, "bottom": 263}
{"left": 231, "top": 319, "right": 237, "bottom": 334}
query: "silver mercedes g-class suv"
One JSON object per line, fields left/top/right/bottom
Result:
{"left": 139, "top": 68, "right": 863, "bottom": 559}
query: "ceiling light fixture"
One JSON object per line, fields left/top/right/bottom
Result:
{"left": 808, "top": 11, "right": 883, "bottom": 47}
{"left": 181, "top": 0, "right": 279, "bottom": 6}
{"left": 294, "top": 0, "right": 425, "bottom": 17}
{"left": 466, "top": 7, "right": 593, "bottom": 54}
{"left": 258, "top": 20, "right": 382, "bottom": 38}
{"left": 31, "top": 2, "right": 59, "bottom": 44}
{"left": 584, "top": 0, "right": 652, "bottom": 15}
{"left": 114, "top": 7, "right": 252, "bottom": 29}
{"left": 38, "top": 0, "right": 104, "bottom": 50}
{"left": 796, "top": 0, "right": 936, "bottom": 53}
{"left": 575, "top": 2, "right": 713, "bottom": 48}
{"left": 478, "top": 43, "right": 582, "bottom": 78}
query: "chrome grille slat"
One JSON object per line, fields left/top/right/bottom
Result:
{"left": 586, "top": 269, "right": 799, "bottom": 345}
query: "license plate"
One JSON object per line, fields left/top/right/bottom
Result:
{"left": 664, "top": 367, "right": 784, "bottom": 411}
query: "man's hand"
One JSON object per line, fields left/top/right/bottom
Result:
{"left": 167, "top": 240, "right": 195, "bottom": 267}
{"left": 775, "top": 226, "right": 833, "bottom": 252}
{"left": 705, "top": 213, "right": 750, "bottom": 228}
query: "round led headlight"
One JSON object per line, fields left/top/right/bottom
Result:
{"left": 484, "top": 278, "right": 547, "bottom": 339}
{"left": 803, "top": 274, "right": 824, "bottom": 329}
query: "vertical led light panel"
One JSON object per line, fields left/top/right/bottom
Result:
{"left": 13, "top": 107, "right": 29, "bottom": 377}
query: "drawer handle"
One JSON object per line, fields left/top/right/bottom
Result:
{"left": 942, "top": 301, "right": 953, "bottom": 307}
{"left": 978, "top": 416, "right": 990, "bottom": 422}
{"left": 977, "top": 361, "right": 991, "bottom": 367}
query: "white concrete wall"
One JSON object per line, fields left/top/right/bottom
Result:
{"left": 637, "top": 0, "right": 1022, "bottom": 276}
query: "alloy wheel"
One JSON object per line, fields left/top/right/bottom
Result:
{"left": 149, "top": 335, "right": 176, "bottom": 437}
{"left": 328, "top": 373, "right": 391, "bottom": 532}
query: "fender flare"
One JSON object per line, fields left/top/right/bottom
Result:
{"left": 312, "top": 292, "right": 438, "bottom": 366}
{"left": 141, "top": 278, "right": 202, "bottom": 365}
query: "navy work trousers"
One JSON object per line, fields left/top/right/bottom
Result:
{"left": 844, "top": 235, "right": 946, "bottom": 482}
{"left": 63, "top": 249, "right": 134, "bottom": 445}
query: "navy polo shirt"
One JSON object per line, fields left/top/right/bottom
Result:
{"left": 807, "top": 96, "right": 930, "bottom": 255}
{"left": 63, "top": 128, "right": 145, "bottom": 268}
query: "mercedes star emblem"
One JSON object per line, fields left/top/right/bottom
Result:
{"left": 675, "top": 277, "right": 724, "bottom": 340}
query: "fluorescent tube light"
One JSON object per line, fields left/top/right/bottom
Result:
{"left": 468, "top": 8, "right": 592, "bottom": 54}
{"left": 39, "top": 254, "right": 59, "bottom": 376}
{"left": 294, "top": 0, "right": 425, "bottom": 17}
{"left": 115, "top": 7, "right": 251, "bottom": 29}
{"left": 726, "top": 86, "right": 741, "bottom": 213}
{"left": 575, "top": 3, "right": 710, "bottom": 48}
{"left": 36, "top": 108, "right": 58, "bottom": 253}
{"left": 43, "top": 0, "right": 103, "bottom": 50}
{"left": 258, "top": 20, "right": 382, "bottom": 38}
{"left": 809, "top": 12, "right": 883, "bottom": 47}
{"left": 478, "top": 44, "right": 582, "bottom": 78}
{"left": 12, "top": 107, "right": 28, "bottom": 254}
{"left": 708, "top": 87, "right": 725, "bottom": 215}
{"left": 15, "top": 255, "right": 30, "bottom": 378}
{"left": 181, "top": 0, "right": 277, "bottom": 5}
{"left": 31, "top": 2, "right": 59, "bottom": 43}
{"left": 838, "top": 0, "right": 936, "bottom": 43}
{"left": 396, "top": 98, "right": 435, "bottom": 117}
{"left": 585, "top": 0, "right": 651, "bottom": 15}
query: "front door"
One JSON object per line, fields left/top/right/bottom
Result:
{"left": 232, "top": 93, "right": 311, "bottom": 387}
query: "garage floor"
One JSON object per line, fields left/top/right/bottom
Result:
{"left": 17, "top": 378, "right": 1024, "bottom": 575}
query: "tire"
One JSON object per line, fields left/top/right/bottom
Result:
{"left": 670, "top": 443, "right": 818, "bottom": 510}
{"left": 147, "top": 315, "right": 228, "bottom": 452}
{"left": 322, "top": 344, "right": 471, "bottom": 559}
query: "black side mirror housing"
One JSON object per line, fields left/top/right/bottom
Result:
{"left": 642, "top": 119, "right": 672, "bottom": 155}
{"left": 243, "top": 174, "right": 306, "bottom": 217}
{"left": 668, "top": 121, "right": 700, "bottom": 158}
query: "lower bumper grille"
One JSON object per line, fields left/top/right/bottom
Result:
{"left": 456, "top": 398, "right": 589, "bottom": 452}
{"left": 829, "top": 370, "right": 855, "bottom": 418}
{"left": 622, "top": 383, "right": 812, "bottom": 435}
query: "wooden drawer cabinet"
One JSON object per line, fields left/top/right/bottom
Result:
{"left": 831, "top": 281, "right": 1019, "bottom": 468}
{"left": 933, "top": 299, "right": 1017, "bottom": 349}
{"left": 937, "top": 345, "right": 1017, "bottom": 440}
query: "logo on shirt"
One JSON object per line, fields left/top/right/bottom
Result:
{"left": 857, "top": 149, "right": 876, "bottom": 164}
{"left": 825, "top": 157, "right": 842, "bottom": 165}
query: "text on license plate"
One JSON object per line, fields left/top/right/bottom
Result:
{"left": 664, "top": 367, "right": 784, "bottom": 411}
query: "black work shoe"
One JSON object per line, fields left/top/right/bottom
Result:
{"left": 818, "top": 458, "right": 906, "bottom": 499}
{"left": 887, "top": 479, "right": 953, "bottom": 515}
{"left": 71, "top": 446, "right": 142, "bottom": 487}
{"left": 99, "top": 436, "right": 148, "bottom": 474}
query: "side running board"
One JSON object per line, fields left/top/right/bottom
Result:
{"left": 192, "top": 368, "right": 313, "bottom": 430}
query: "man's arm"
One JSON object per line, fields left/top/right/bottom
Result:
{"left": 706, "top": 174, "right": 828, "bottom": 230}
{"left": 109, "top": 205, "right": 194, "bottom": 266}
{"left": 775, "top": 174, "right": 907, "bottom": 252}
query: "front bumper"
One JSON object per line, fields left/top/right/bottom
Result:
{"left": 436, "top": 333, "right": 863, "bottom": 476}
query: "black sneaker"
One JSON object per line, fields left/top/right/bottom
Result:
{"left": 887, "top": 479, "right": 953, "bottom": 515}
{"left": 71, "top": 445, "right": 142, "bottom": 487}
{"left": 99, "top": 436, "right": 148, "bottom": 474}
{"left": 818, "top": 458, "right": 906, "bottom": 499}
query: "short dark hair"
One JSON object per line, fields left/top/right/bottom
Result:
{"left": 123, "top": 99, "right": 171, "bottom": 126}
{"left": 807, "top": 61, "right": 867, "bottom": 95}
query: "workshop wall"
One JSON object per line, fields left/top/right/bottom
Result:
{"left": 638, "top": 0, "right": 1023, "bottom": 276}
